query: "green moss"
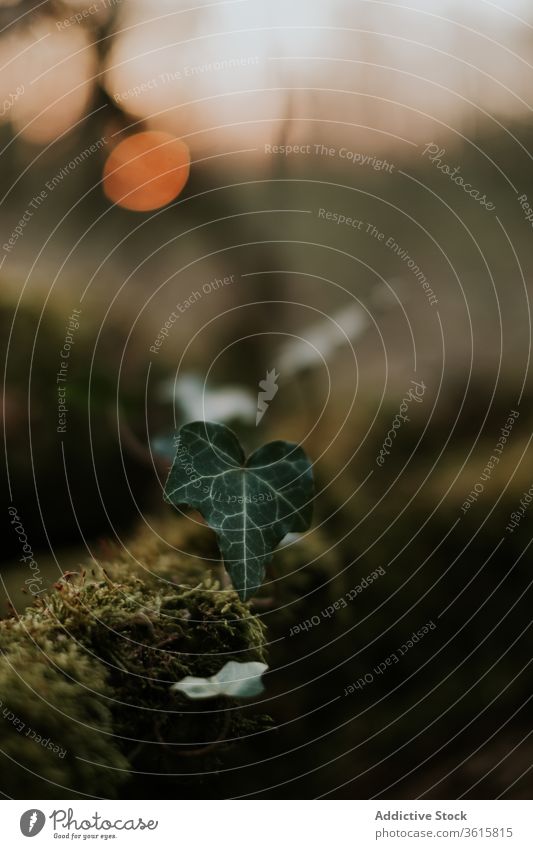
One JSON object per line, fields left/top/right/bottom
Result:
{"left": 0, "top": 517, "right": 268, "bottom": 798}
{"left": 0, "top": 634, "right": 128, "bottom": 799}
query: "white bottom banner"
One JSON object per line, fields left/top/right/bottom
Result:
{"left": 2, "top": 800, "right": 533, "bottom": 848}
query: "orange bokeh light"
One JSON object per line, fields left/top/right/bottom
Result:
{"left": 103, "top": 131, "right": 190, "bottom": 212}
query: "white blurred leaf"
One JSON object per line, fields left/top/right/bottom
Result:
{"left": 278, "top": 304, "right": 367, "bottom": 375}
{"left": 158, "top": 374, "right": 256, "bottom": 425}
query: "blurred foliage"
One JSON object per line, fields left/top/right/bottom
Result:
{"left": 1, "top": 299, "right": 166, "bottom": 557}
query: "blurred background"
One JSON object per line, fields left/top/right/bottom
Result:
{"left": 2, "top": 0, "right": 533, "bottom": 799}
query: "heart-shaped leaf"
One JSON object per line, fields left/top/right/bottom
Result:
{"left": 164, "top": 421, "right": 314, "bottom": 600}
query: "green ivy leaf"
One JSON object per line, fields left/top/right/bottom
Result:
{"left": 164, "top": 421, "right": 314, "bottom": 600}
{"left": 171, "top": 661, "right": 268, "bottom": 700}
